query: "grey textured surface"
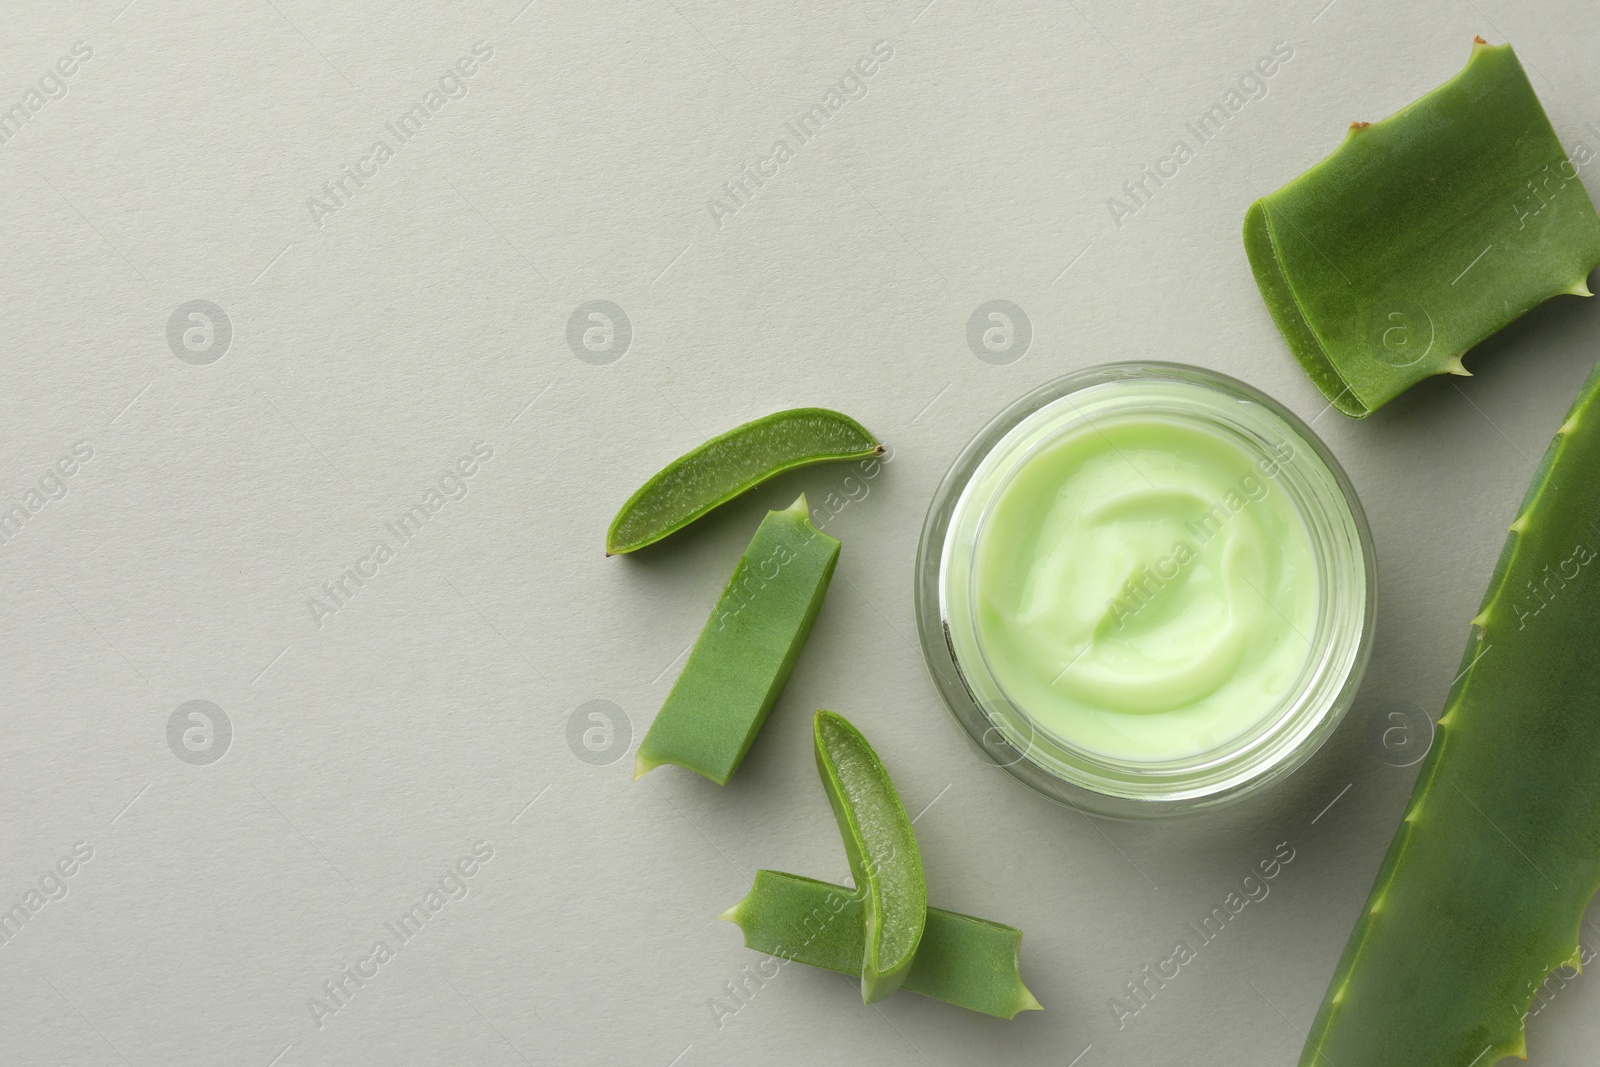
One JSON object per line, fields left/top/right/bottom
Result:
{"left": 4, "top": 2, "right": 1600, "bottom": 1065}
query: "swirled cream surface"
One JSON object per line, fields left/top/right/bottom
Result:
{"left": 971, "top": 415, "right": 1317, "bottom": 761}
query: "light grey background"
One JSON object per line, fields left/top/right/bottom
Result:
{"left": 4, "top": 1, "right": 1599, "bottom": 1064}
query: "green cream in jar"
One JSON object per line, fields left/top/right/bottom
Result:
{"left": 974, "top": 415, "right": 1314, "bottom": 762}
{"left": 918, "top": 364, "right": 1373, "bottom": 817}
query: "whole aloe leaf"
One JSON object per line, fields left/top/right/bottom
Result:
{"left": 1245, "top": 39, "right": 1600, "bottom": 417}
{"left": 1299, "top": 361, "right": 1600, "bottom": 1066}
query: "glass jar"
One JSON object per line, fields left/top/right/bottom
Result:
{"left": 915, "top": 363, "right": 1375, "bottom": 818}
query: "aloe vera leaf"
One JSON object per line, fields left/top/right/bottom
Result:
{"left": 1244, "top": 39, "right": 1600, "bottom": 417}
{"left": 634, "top": 496, "right": 839, "bottom": 785}
{"left": 814, "top": 710, "right": 926, "bottom": 1002}
{"left": 721, "top": 870, "right": 1042, "bottom": 1019}
{"left": 1299, "top": 362, "right": 1600, "bottom": 1066}
{"left": 606, "top": 408, "right": 881, "bottom": 554}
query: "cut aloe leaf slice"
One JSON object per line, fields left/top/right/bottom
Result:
{"left": 1244, "top": 39, "right": 1600, "bottom": 417}
{"left": 814, "top": 710, "right": 926, "bottom": 1003}
{"left": 607, "top": 408, "right": 881, "bottom": 554}
{"left": 634, "top": 496, "right": 839, "bottom": 785}
{"left": 722, "top": 870, "right": 1041, "bottom": 1019}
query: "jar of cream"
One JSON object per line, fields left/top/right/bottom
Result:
{"left": 916, "top": 363, "right": 1375, "bottom": 817}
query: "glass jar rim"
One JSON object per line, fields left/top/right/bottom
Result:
{"left": 914, "top": 362, "right": 1376, "bottom": 819}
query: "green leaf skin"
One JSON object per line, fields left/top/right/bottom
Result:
{"left": 606, "top": 408, "right": 882, "bottom": 554}
{"left": 634, "top": 496, "right": 839, "bottom": 785}
{"left": 814, "top": 710, "right": 927, "bottom": 1003}
{"left": 1245, "top": 39, "right": 1600, "bottom": 417}
{"left": 721, "top": 870, "right": 1042, "bottom": 1019}
{"left": 1299, "top": 360, "right": 1600, "bottom": 1067}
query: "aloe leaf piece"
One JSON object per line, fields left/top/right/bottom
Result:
{"left": 634, "top": 496, "right": 839, "bottom": 785}
{"left": 1299, "top": 361, "right": 1600, "bottom": 1066}
{"left": 721, "top": 870, "right": 1042, "bottom": 1019}
{"left": 1245, "top": 39, "right": 1600, "bottom": 417}
{"left": 814, "top": 710, "right": 926, "bottom": 1003}
{"left": 606, "top": 408, "right": 881, "bottom": 554}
